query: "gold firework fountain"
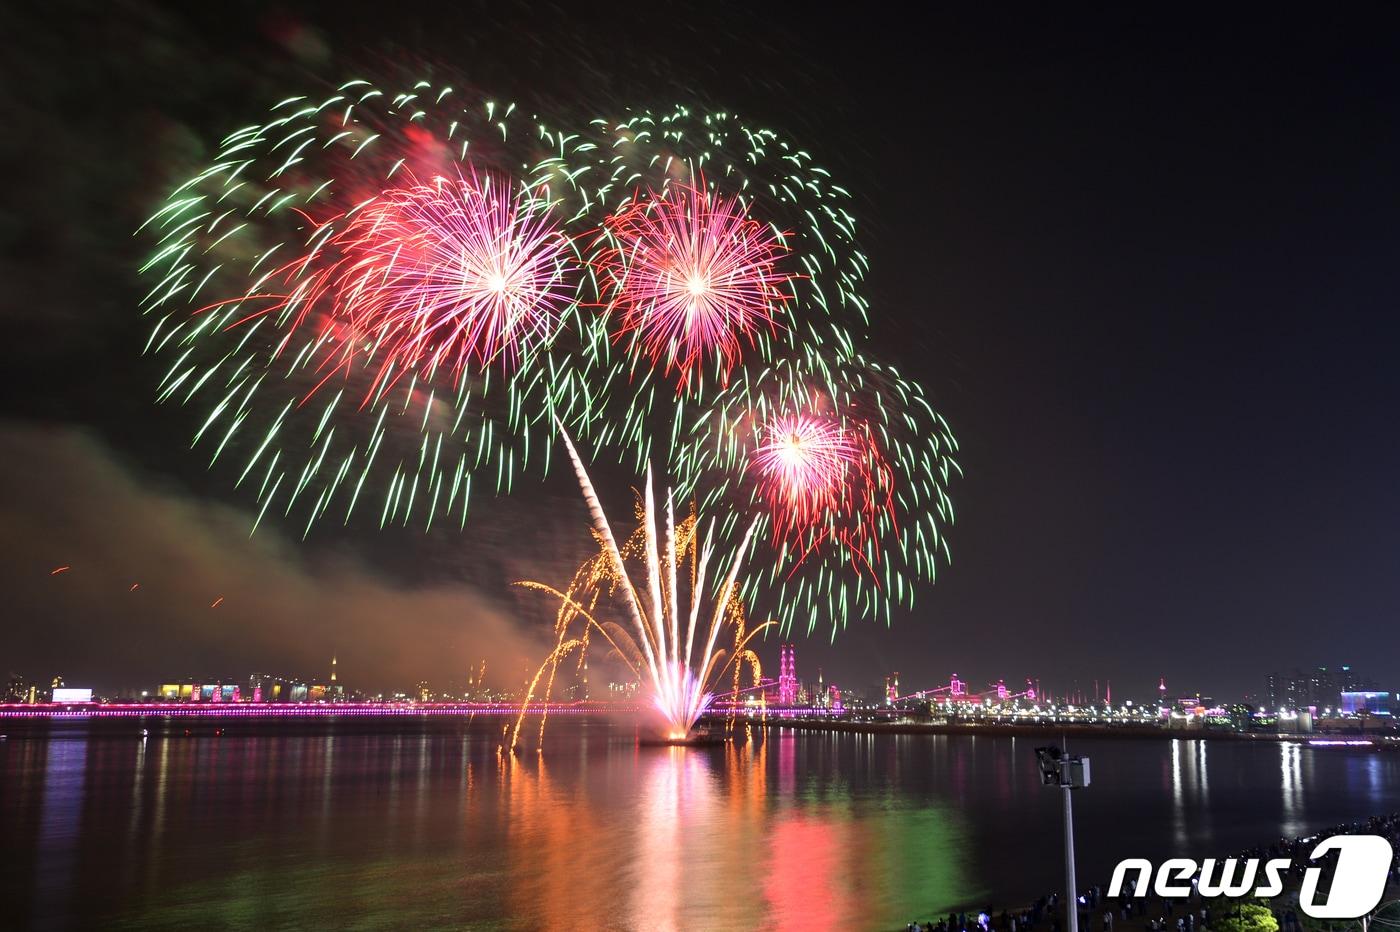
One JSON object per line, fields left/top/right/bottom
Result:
{"left": 511, "top": 432, "right": 771, "bottom": 750}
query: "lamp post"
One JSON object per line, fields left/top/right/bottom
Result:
{"left": 1036, "top": 746, "right": 1090, "bottom": 932}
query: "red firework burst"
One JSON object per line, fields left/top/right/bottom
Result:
{"left": 227, "top": 172, "right": 577, "bottom": 402}
{"left": 592, "top": 182, "right": 791, "bottom": 386}
{"left": 751, "top": 412, "right": 895, "bottom": 574}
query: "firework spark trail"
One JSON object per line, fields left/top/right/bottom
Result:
{"left": 556, "top": 428, "right": 665, "bottom": 702}
{"left": 516, "top": 430, "right": 767, "bottom": 741}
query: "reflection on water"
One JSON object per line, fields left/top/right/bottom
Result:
{"left": 1281, "top": 742, "right": 1303, "bottom": 833}
{"left": 5, "top": 722, "right": 1400, "bottom": 931}
{"left": 34, "top": 737, "right": 86, "bottom": 930}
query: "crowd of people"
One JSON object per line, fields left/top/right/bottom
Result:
{"left": 906, "top": 811, "right": 1400, "bottom": 932}
{"left": 904, "top": 889, "right": 1205, "bottom": 932}
{"left": 1231, "top": 810, "right": 1400, "bottom": 889}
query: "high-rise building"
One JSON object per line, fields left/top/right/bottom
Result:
{"left": 1265, "top": 665, "right": 1366, "bottom": 712}
{"left": 1307, "top": 667, "right": 1337, "bottom": 710}
{"left": 1336, "top": 665, "right": 1376, "bottom": 694}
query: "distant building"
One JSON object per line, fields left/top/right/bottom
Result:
{"left": 3, "top": 672, "right": 32, "bottom": 703}
{"left": 777, "top": 645, "right": 798, "bottom": 705}
{"left": 1308, "top": 667, "right": 1338, "bottom": 710}
{"left": 1340, "top": 691, "right": 1392, "bottom": 716}
{"left": 1268, "top": 664, "right": 1372, "bottom": 712}
{"left": 200, "top": 684, "right": 237, "bottom": 702}
{"left": 1336, "top": 665, "right": 1377, "bottom": 695}
{"left": 246, "top": 673, "right": 309, "bottom": 702}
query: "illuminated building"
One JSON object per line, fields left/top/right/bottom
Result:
{"left": 1267, "top": 664, "right": 1371, "bottom": 712}
{"left": 197, "top": 684, "right": 237, "bottom": 703}
{"left": 885, "top": 672, "right": 899, "bottom": 705}
{"left": 1340, "top": 691, "right": 1392, "bottom": 716}
{"left": 777, "top": 644, "right": 797, "bottom": 705}
{"left": 247, "top": 673, "right": 310, "bottom": 703}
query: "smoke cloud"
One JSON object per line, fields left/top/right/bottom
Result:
{"left": 0, "top": 422, "right": 548, "bottom": 694}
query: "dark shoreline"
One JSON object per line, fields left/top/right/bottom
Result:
{"left": 731, "top": 716, "right": 1385, "bottom": 744}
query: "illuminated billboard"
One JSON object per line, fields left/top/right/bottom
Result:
{"left": 52, "top": 687, "right": 94, "bottom": 704}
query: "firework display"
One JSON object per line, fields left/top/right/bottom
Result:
{"left": 676, "top": 354, "right": 959, "bottom": 630}
{"left": 259, "top": 171, "right": 579, "bottom": 394}
{"left": 138, "top": 79, "right": 959, "bottom": 634}
{"left": 512, "top": 432, "right": 770, "bottom": 747}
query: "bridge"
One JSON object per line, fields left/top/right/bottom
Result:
{"left": 0, "top": 702, "right": 636, "bottom": 719}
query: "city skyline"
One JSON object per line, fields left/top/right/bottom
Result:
{"left": 8, "top": 646, "right": 1393, "bottom": 714}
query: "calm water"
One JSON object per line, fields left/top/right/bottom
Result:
{"left": 3, "top": 719, "right": 1398, "bottom": 931}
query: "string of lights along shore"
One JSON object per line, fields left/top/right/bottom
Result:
{"left": 13, "top": 643, "right": 1389, "bottom": 740}
{"left": 137, "top": 80, "right": 961, "bottom": 739}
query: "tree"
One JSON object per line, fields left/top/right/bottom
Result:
{"left": 1213, "top": 904, "right": 1279, "bottom": 932}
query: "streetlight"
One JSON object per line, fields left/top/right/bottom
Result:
{"left": 1036, "top": 746, "right": 1090, "bottom": 932}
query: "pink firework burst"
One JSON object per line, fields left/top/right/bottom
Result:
{"left": 229, "top": 172, "right": 577, "bottom": 402}
{"left": 593, "top": 182, "right": 792, "bottom": 386}
{"left": 754, "top": 414, "right": 858, "bottom": 526}
{"left": 751, "top": 412, "right": 895, "bottom": 575}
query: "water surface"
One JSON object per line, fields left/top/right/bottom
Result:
{"left": 3, "top": 719, "right": 1396, "bottom": 930}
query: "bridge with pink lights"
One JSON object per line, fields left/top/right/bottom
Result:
{"left": 0, "top": 702, "right": 634, "bottom": 719}
{"left": 888, "top": 674, "right": 1039, "bottom": 705}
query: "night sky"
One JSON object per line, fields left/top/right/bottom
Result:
{"left": 3, "top": 2, "right": 1399, "bottom": 701}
